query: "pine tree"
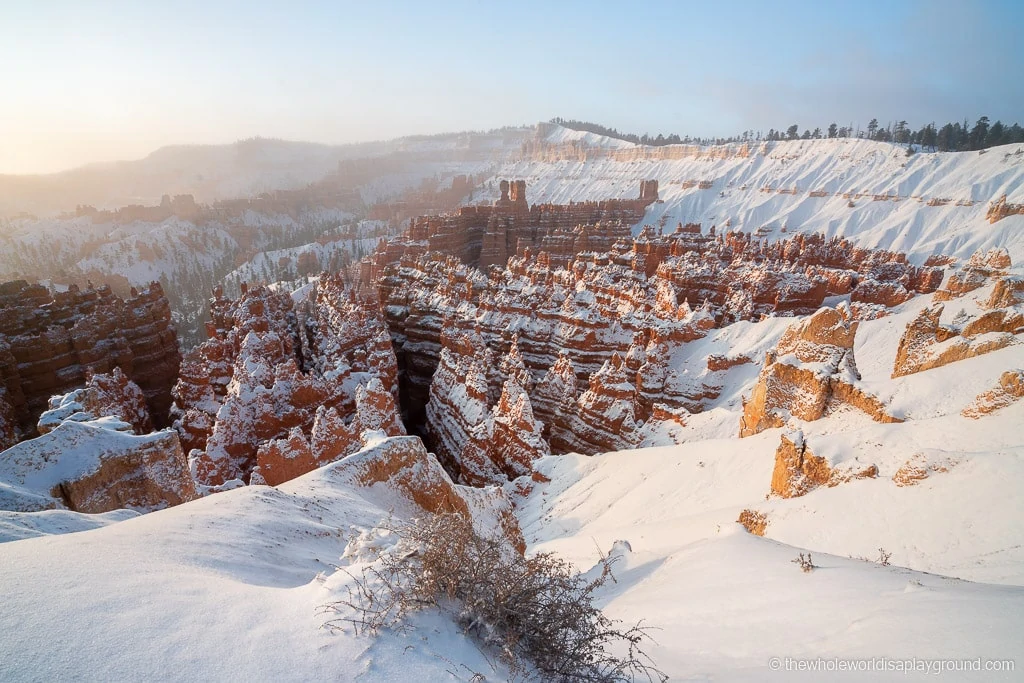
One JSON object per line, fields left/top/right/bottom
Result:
{"left": 867, "top": 119, "right": 879, "bottom": 140}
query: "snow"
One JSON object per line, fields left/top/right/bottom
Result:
{"left": 0, "top": 125, "right": 1022, "bottom": 681}
{"left": 0, "top": 420, "right": 168, "bottom": 511}
{"left": 0, "top": 443, "right": 517, "bottom": 682}
{"left": 490, "top": 128, "right": 1024, "bottom": 265}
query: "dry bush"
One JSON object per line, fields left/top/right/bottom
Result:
{"left": 323, "top": 513, "right": 666, "bottom": 682}
{"left": 791, "top": 552, "right": 817, "bottom": 573}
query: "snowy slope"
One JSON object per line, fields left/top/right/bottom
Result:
{"left": 488, "top": 129, "right": 1024, "bottom": 264}
{"left": 0, "top": 442, "right": 517, "bottom": 682}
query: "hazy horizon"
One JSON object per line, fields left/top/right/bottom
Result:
{"left": 4, "top": 0, "right": 1023, "bottom": 174}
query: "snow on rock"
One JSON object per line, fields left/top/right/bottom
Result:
{"left": 962, "top": 369, "right": 1024, "bottom": 418}
{"left": 893, "top": 251, "right": 1022, "bottom": 378}
{"left": 499, "top": 126, "right": 1024, "bottom": 265}
{"left": 174, "top": 274, "right": 402, "bottom": 489}
{"left": 0, "top": 433, "right": 526, "bottom": 680}
{"left": 0, "top": 279, "right": 181, "bottom": 438}
{"left": 0, "top": 419, "right": 196, "bottom": 513}
{"left": 740, "top": 305, "right": 899, "bottom": 437}
{"left": 37, "top": 367, "right": 152, "bottom": 436}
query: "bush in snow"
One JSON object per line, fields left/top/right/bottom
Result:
{"left": 323, "top": 513, "right": 666, "bottom": 682}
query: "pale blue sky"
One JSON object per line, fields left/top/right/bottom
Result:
{"left": 1, "top": 0, "right": 1021, "bottom": 173}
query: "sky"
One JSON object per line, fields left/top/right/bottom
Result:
{"left": 1, "top": 0, "right": 1022, "bottom": 174}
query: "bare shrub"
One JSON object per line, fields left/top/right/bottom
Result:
{"left": 877, "top": 547, "right": 892, "bottom": 566}
{"left": 323, "top": 513, "right": 666, "bottom": 682}
{"left": 791, "top": 552, "right": 817, "bottom": 573}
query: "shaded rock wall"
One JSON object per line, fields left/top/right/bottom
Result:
{"left": 0, "top": 280, "right": 180, "bottom": 439}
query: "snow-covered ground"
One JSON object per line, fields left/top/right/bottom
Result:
{"left": 489, "top": 132, "right": 1024, "bottom": 265}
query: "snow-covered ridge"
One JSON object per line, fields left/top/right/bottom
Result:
{"left": 501, "top": 126, "right": 1024, "bottom": 264}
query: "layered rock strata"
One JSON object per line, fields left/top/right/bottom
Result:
{"left": 0, "top": 280, "right": 181, "bottom": 438}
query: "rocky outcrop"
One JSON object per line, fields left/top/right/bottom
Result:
{"left": 327, "top": 435, "right": 525, "bottom": 553}
{"left": 37, "top": 368, "right": 152, "bottom": 436}
{"left": 962, "top": 370, "right": 1024, "bottom": 418}
{"left": 173, "top": 274, "right": 402, "bottom": 489}
{"left": 892, "top": 453, "right": 956, "bottom": 487}
{"left": 558, "top": 353, "right": 642, "bottom": 455}
{"left": 933, "top": 248, "right": 1011, "bottom": 301}
{"left": 770, "top": 430, "right": 877, "bottom": 498}
{"left": 252, "top": 376, "right": 407, "bottom": 487}
{"left": 378, "top": 227, "right": 941, "bottom": 450}
{"left": 459, "top": 376, "right": 549, "bottom": 486}
{"left": 424, "top": 329, "right": 493, "bottom": 478}
{"left": 741, "top": 305, "right": 900, "bottom": 437}
{"left": 363, "top": 180, "right": 653, "bottom": 280}
{"left": 770, "top": 431, "right": 833, "bottom": 498}
{"left": 892, "top": 305, "right": 1021, "bottom": 377}
{"left": 0, "top": 419, "right": 196, "bottom": 513}
{"left": 895, "top": 250, "right": 1022, "bottom": 377}
{"left": 0, "top": 280, "right": 181, "bottom": 439}
{"left": 737, "top": 509, "right": 768, "bottom": 536}
{"left": 0, "top": 390, "right": 19, "bottom": 452}
{"left": 986, "top": 194, "right": 1024, "bottom": 223}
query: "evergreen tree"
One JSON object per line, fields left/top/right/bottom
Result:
{"left": 827, "top": 123, "right": 838, "bottom": 138}
{"left": 986, "top": 121, "right": 1005, "bottom": 147}
{"left": 970, "top": 116, "right": 990, "bottom": 149}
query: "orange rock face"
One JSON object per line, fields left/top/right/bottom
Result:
{"left": 892, "top": 305, "right": 1021, "bottom": 378}
{"left": 770, "top": 430, "right": 877, "bottom": 499}
{"left": 737, "top": 509, "right": 769, "bottom": 536}
{"left": 0, "top": 280, "right": 181, "bottom": 438}
{"left": 329, "top": 435, "right": 526, "bottom": 554}
{"left": 741, "top": 306, "right": 900, "bottom": 437}
{"left": 986, "top": 195, "right": 1024, "bottom": 224}
{"left": 0, "top": 420, "right": 197, "bottom": 513}
{"left": 962, "top": 370, "right": 1024, "bottom": 418}
{"left": 770, "top": 431, "right": 833, "bottom": 498}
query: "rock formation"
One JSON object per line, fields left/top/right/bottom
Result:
{"left": 741, "top": 305, "right": 899, "bottom": 437}
{"left": 986, "top": 194, "right": 1024, "bottom": 223}
{"left": 0, "top": 419, "right": 196, "bottom": 513}
{"left": 37, "top": 368, "right": 152, "bottom": 436}
{"left": 372, "top": 205, "right": 940, "bottom": 458}
{"left": 252, "top": 376, "right": 407, "bottom": 487}
{"left": 962, "top": 370, "right": 1024, "bottom": 418}
{"left": 172, "top": 274, "right": 402, "bottom": 489}
{"left": 327, "top": 435, "right": 525, "bottom": 553}
{"left": 459, "top": 375, "right": 550, "bottom": 486}
{"left": 770, "top": 430, "right": 877, "bottom": 498}
{"left": 892, "top": 453, "right": 956, "bottom": 487}
{"left": 0, "top": 280, "right": 181, "bottom": 440}
{"left": 770, "top": 430, "right": 833, "bottom": 498}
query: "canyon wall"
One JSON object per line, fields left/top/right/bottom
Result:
{"left": 369, "top": 185, "right": 942, "bottom": 482}
{"left": 0, "top": 280, "right": 181, "bottom": 442}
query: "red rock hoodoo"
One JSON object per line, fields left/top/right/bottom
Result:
{"left": 172, "top": 273, "right": 402, "bottom": 489}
